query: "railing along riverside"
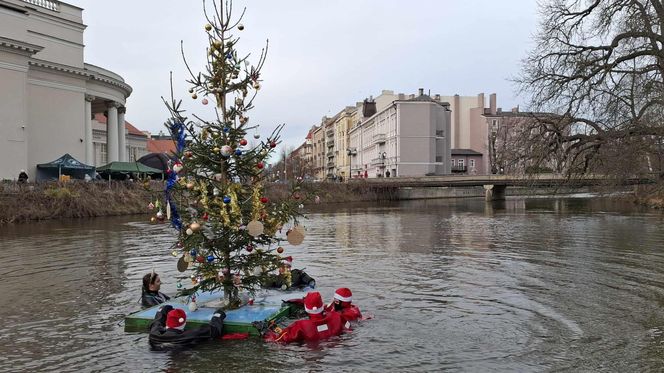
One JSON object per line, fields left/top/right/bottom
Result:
{"left": 22, "top": 0, "right": 60, "bottom": 11}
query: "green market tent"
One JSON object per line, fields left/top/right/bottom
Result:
{"left": 36, "top": 153, "right": 95, "bottom": 181}
{"left": 96, "top": 161, "right": 163, "bottom": 180}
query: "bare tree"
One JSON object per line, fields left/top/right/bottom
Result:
{"left": 516, "top": 0, "right": 664, "bottom": 179}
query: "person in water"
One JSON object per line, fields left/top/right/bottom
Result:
{"left": 326, "top": 287, "right": 362, "bottom": 322}
{"left": 148, "top": 305, "right": 225, "bottom": 350}
{"left": 263, "top": 291, "right": 348, "bottom": 343}
{"left": 141, "top": 271, "right": 170, "bottom": 308}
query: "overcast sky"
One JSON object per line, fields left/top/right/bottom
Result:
{"left": 67, "top": 0, "right": 539, "bottom": 150}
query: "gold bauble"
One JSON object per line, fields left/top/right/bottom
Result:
{"left": 253, "top": 82, "right": 261, "bottom": 90}
{"left": 186, "top": 182, "right": 195, "bottom": 189}
{"left": 213, "top": 147, "right": 220, "bottom": 153}
{"left": 213, "top": 40, "right": 222, "bottom": 49}
{"left": 287, "top": 229, "right": 305, "bottom": 246}
{"left": 192, "top": 93, "right": 198, "bottom": 100}
{"left": 150, "top": 217, "right": 156, "bottom": 223}
{"left": 205, "top": 24, "right": 212, "bottom": 31}
{"left": 190, "top": 222, "right": 201, "bottom": 231}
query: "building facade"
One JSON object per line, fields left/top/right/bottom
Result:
{"left": 348, "top": 89, "right": 452, "bottom": 178}
{"left": 0, "top": 0, "right": 133, "bottom": 180}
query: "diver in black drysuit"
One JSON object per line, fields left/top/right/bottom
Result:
{"left": 148, "top": 305, "right": 225, "bottom": 350}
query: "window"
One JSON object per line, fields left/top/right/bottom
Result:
{"left": 435, "top": 156, "right": 443, "bottom": 162}
{"left": 469, "top": 159, "right": 475, "bottom": 168}
{"left": 100, "top": 143, "right": 107, "bottom": 165}
{"left": 451, "top": 159, "right": 455, "bottom": 166}
{"left": 436, "top": 130, "right": 444, "bottom": 137}
{"left": 458, "top": 159, "right": 465, "bottom": 167}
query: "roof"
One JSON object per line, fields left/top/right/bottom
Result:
{"left": 97, "top": 162, "right": 162, "bottom": 174}
{"left": 451, "top": 148, "right": 483, "bottom": 156}
{"left": 94, "top": 113, "right": 147, "bottom": 137}
{"left": 397, "top": 94, "right": 451, "bottom": 108}
{"left": 37, "top": 153, "right": 94, "bottom": 170}
{"left": 147, "top": 139, "right": 177, "bottom": 154}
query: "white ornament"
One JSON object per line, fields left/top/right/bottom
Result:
{"left": 221, "top": 145, "right": 233, "bottom": 157}
{"left": 172, "top": 162, "right": 183, "bottom": 173}
{"left": 253, "top": 133, "right": 260, "bottom": 139}
{"left": 247, "top": 220, "right": 264, "bottom": 237}
{"left": 188, "top": 301, "right": 198, "bottom": 312}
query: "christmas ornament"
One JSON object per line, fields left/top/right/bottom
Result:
{"left": 294, "top": 225, "right": 305, "bottom": 235}
{"left": 253, "top": 82, "right": 261, "bottom": 90}
{"left": 192, "top": 93, "right": 198, "bottom": 99}
{"left": 213, "top": 188, "right": 220, "bottom": 196}
{"left": 235, "top": 149, "right": 242, "bottom": 156}
{"left": 189, "top": 301, "right": 198, "bottom": 312}
{"left": 171, "top": 250, "right": 179, "bottom": 257}
{"left": 260, "top": 197, "right": 269, "bottom": 204}
{"left": 253, "top": 133, "right": 260, "bottom": 139}
{"left": 202, "top": 212, "right": 209, "bottom": 221}
{"left": 277, "top": 247, "right": 284, "bottom": 254}
{"left": 196, "top": 256, "right": 205, "bottom": 263}
{"left": 177, "top": 255, "right": 188, "bottom": 272}
{"left": 188, "top": 88, "right": 194, "bottom": 93}
{"left": 205, "top": 24, "right": 212, "bottom": 31}
{"left": 256, "top": 161, "right": 264, "bottom": 169}
{"left": 156, "top": 210, "right": 165, "bottom": 221}
{"left": 186, "top": 182, "right": 195, "bottom": 189}
{"left": 167, "top": 201, "right": 171, "bottom": 221}
{"left": 238, "top": 24, "right": 244, "bottom": 31}
{"left": 173, "top": 162, "right": 183, "bottom": 173}
{"left": 223, "top": 196, "right": 231, "bottom": 204}
{"left": 190, "top": 222, "right": 201, "bottom": 231}
{"left": 270, "top": 141, "right": 277, "bottom": 148}
{"left": 239, "top": 138, "right": 247, "bottom": 146}
{"left": 150, "top": 217, "right": 156, "bottom": 223}
{"left": 221, "top": 145, "right": 233, "bottom": 157}
{"left": 202, "top": 98, "right": 209, "bottom": 105}
{"left": 177, "top": 280, "right": 183, "bottom": 289}
{"left": 235, "top": 97, "right": 243, "bottom": 106}
{"left": 148, "top": 202, "right": 155, "bottom": 210}
{"left": 298, "top": 204, "right": 304, "bottom": 209}
{"left": 287, "top": 229, "right": 305, "bottom": 245}
{"left": 207, "top": 255, "right": 214, "bottom": 263}
{"left": 246, "top": 245, "right": 253, "bottom": 253}
{"left": 247, "top": 220, "right": 264, "bottom": 237}
{"left": 186, "top": 228, "right": 194, "bottom": 235}
{"left": 184, "top": 150, "right": 193, "bottom": 158}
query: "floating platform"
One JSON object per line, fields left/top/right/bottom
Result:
{"left": 125, "top": 290, "right": 306, "bottom": 336}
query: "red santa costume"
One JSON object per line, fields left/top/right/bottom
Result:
{"left": 325, "top": 287, "right": 362, "bottom": 322}
{"left": 265, "top": 291, "right": 348, "bottom": 343}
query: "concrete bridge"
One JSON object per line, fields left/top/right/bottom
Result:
{"left": 350, "top": 174, "right": 651, "bottom": 201}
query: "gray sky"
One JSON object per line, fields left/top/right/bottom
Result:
{"left": 68, "top": 0, "right": 539, "bottom": 150}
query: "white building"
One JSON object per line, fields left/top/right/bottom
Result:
{"left": 0, "top": 0, "right": 133, "bottom": 180}
{"left": 348, "top": 89, "right": 451, "bottom": 178}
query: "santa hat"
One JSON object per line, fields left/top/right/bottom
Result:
{"left": 166, "top": 308, "right": 187, "bottom": 330}
{"left": 334, "top": 288, "right": 353, "bottom": 303}
{"left": 303, "top": 291, "right": 324, "bottom": 314}
{"left": 282, "top": 256, "right": 293, "bottom": 267}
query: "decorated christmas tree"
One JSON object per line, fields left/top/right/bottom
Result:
{"left": 160, "top": 0, "right": 307, "bottom": 309}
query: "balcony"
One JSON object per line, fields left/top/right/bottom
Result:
{"left": 371, "top": 158, "right": 385, "bottom": 166}
{"left": 326, "top": 128, "right": 335, "bottom": 138}
{"left": 327, "top": 160, "right": 335, "bottom": 168}
{"left": 451, "top": 165, "right": 467, "bottom": 173}
{"left": 23, "top": 0, "right": 60, "bottom": 11}
{"left": 327, "top": 141, "right": 334, "bottom": 148}
{"left": 326, "top": 151, "right": 334, "bottom": 158}
{"left": 373, "top": 133, "right": 386, "bottom": 144}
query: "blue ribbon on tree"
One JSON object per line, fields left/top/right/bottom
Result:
{"left": 165, "top": 120, "right": 186, "bottom": 230}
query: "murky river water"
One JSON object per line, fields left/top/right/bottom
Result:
{"left": 2, "top": 196, "right": 664, "bottom": 372}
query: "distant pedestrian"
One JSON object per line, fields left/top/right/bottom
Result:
{"left": 18, "top": 170, "right": 28, "bottom": 183}
{"left": 385, "top": 170, "right": 390, "bottom": 178}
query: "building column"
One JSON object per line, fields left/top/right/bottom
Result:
{"left": 106, "top": 101, "right": 119, "bottom": 162}
{"left": 118, "top": 106, "right": 126, "bottom": 162}
{"left": 84, "top": 95, "right": 95, "bottom": 165}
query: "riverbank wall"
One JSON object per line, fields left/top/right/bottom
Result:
{"left": 0, "top": 180, "right": 642, "bottom": 224}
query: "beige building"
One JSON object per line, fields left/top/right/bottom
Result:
{"left": 0, "top": 0, "right": 133, "bottom": 180}
{"left": 348, "top": 89, "right": 452, "bottom": 178}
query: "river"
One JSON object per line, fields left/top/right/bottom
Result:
{"left": 2, "top": 196, "right": 664, "bottom": 372}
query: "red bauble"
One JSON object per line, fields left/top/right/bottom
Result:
{"left": 270, "top": 141, "right": 277, "bottom": 148}
{"left": 260, "top": 197, "right": 269, "bottom": 204}
{"left": 196, "top": 256, "right": 205, "bottom": 263}
{"left": 246, "top": 245, "right": 254, "bottom": 253}
{"left": 256, "top": 161, "right": 264, "bottom": 169}
{"left": 240, "top": 139, "right": 248, "bottom": 146}
{"left": 277, "top": 247, "right": 284, "bottom": 254}
{"left": 202, "top": 212, "right": 209, "bottom": 221}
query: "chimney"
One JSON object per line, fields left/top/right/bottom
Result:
{"left": 434, "top": 94, "right": 441, "bottom": 101}
{"left": 511, "top": 106, "right": 518, "bottom": 113}
{"left": 418, "top": 88, "right": 424, "bottom": 96}
{"left": 477, "top": 93, "right": 485, "bottom": 108}
{"left": 489, "top": 93, "right": 497, "bottom": 115}
{"left": 362, "top": 98, "right": 377, "bottom": 118}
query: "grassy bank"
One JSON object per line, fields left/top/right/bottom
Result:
{"left": 0, "top": 181, "right": 162, "bottom": 224}
{"left": 0, "top": 180, "right": 388, "bottom": 224}
{"left": 633, "top": 184, "right": 664, "bottom": 209}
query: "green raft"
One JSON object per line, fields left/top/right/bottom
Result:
{"left": 125, "top": 290, "right": 305, "bottom": 336}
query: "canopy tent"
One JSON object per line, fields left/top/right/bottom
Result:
{"left": 96, "top": 161, "right": 163, "bottom": 180}
{"left": 137, "top": 152, "right": 174, "bottom": 173}
{"left": 36, "top": 153, "right": 95, "bottom": 181}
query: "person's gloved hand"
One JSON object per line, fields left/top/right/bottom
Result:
{"left": 212, "top": 308, "right": 226, "bottom": 321}
{"left": 158, "top": 304, "right": 174, "bottom": 316}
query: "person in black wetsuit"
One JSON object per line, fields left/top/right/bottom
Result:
{"left": 148, "top": 305, "right": 226, "bottom": 350}
{"left": 141, "top": 272, "right": 171, "bottom": 308}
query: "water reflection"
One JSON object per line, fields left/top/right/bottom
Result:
{"left": 2, "top": 197, "right": 664, "bottom": 371}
